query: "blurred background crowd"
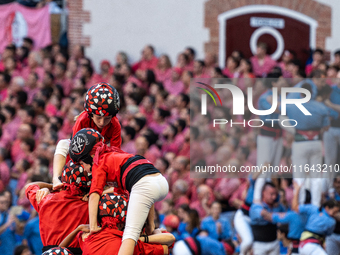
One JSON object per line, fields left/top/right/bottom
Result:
{"left": 1, "top": 1, "right": 340, "bottom": 255}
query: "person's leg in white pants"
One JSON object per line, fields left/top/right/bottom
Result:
{"left": 234, "top": 209, "right": 253, "bottom": 255}
{"left": 299, "top": 243, "right": 328, "bottom": 255}
{"left": 123, "top": 175, "right": 169, "bottom": 242}
{"left": 292, "top": 141, "right": 309, "bottom": 205}
{"left": 309, "top": 141, "right": 323, "bottom": 207}
{"left": 324, "top": 127, "right": 340, "bottom": 191}
{"left": 326, "top": 233, "right": 340, "bottom": 255}
{"left": 253, "top": 240, "right": 280, "bottom": 255}
{"left": 257, "top": 136, "right": 283, "bottom": 167}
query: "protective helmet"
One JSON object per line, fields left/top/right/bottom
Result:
{"left": 98, "top": 192, "right": 129, "bottom": 224}
{"left": 69, "top": 128, "right": 103, "bottom": 164}
{"left": 42, "top": 247, "right": 73, "bottom": 255}
{"left": 84, "top": 82, "right": 120, "bottom": 117}
{"left": 163, "top": 214, "right": 180, "bottom": 230}
{"left": 61, "top": 160, "right": 92, "bottom": 189}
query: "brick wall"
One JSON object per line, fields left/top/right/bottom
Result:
{"left": 204, "top": 0, "right": 331, "bottom": 60}
{"left": 68, "top": 0, "right": 331, "bottom": 60}
{"left": 67, "top": 0, "right": 90, "bottom": 53}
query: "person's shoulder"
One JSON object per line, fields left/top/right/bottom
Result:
{"left": 202, "top": 216, "right": 213, "bottom": 222}
{"left": 312, "top": 100, "right": 328, "bottom": 111}
{"left": 250, "top": 203, "right": 262, "bottom": 210}
{"left": 259, "top": 89, "right": 271, "bottom": 98}
{"left": 74, "top": 112, "right": 90, "bottom": 130}
{"left": 77, "top": 111, "right": 89, "bottom": 122}
{"left": 110, "top": 116, "right": 121, "bottom": 126}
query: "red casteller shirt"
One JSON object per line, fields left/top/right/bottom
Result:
{"left": 25, "top": 185, "right": 89, "bottom": 248}
{"left": 77, "top": 228, "right": 165, "bottom": 255}
{"left": 72, "top": 111, "right": 122, "bottom": 148}
{"left": 89, "top": 152, "right": 152, "bottom": 196}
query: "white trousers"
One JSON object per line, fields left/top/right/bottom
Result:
{"left": 299, "top": 243, "right": 328, "bottom": 255}
{"left": 323, "top": 127, "right": 340, "bottom": 190}
{"left": 123, "top": 174, "right": 169, "bottom": 242}
{"left": 173, "top": 240, "right": 192, "bottom": 255}
{"left": 257, "top": 135, "right": 283, "bottom": 167}
{"left": 253, "top": 240, "right": 280, "bottom": 255}
{"left": 326, "top": 233, "right": 340, "bottom": 255}
{"left": 292, "top": 141, "right": 323, "bottom": 207}
{"left": 234, "top": 209, "right": 253, "bottom": 255}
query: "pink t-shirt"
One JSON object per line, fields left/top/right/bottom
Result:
{"left": 121, "top": 140, "right": 136, "bottom": 155}
{"left": 133, "top": 56, "right": 159, "bottom": 71}
{"left": 21, "top": 66, "right": 45, "bottom": 81}
{"left": 163, "top": 79, "right": 185, "bottom": 95}
{"left": 11, "top": 139, "right": 26, "bottom": 163}
{"left": 0, "top": 88, "right": 8, "bottom": 101}
{"left": 55, "top": 77, "right": 73, "bottom": 96}
{"left": 24, "top": 87, "right": 39, "bottom": 105}
{"left": 250, "top": 55, "right": 277, "bottom": 77}
{"left": 190, "top": 200, "right": 207, "bottom": 218}
{"left": 0, "top": 117, "right": 21, "bottom": 149}
{"left": 0, "top": 161, "right": 10, "bottom": 187}
{"left": 149, "top": 121, "right": 168, "bottom": 135}
{"left": 154, "top": 68, "right": 172, "bottom": 83}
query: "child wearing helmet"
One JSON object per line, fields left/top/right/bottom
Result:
{"left": 25, "top": 161, "right": 91, "bottom": 255}
{"left": 52, "top": 82, "right": 121, "bottom": 190}
{"left": 69, "top": 128, "right": 169, "bottom": 255}
{"left": 59, "top": 191, "right": 175, "bottom": 255}
{"left": 42, "top": 247, "right": 74, "bottom": 255}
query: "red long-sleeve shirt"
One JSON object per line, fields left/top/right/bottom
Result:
{"left": 77, "top": 228, "right": 164, "bottom": 255}
{"left": 25, "top": 185, "right": 89, "bottom": 248}
{"left": 72, "top": 111, "right": 121, "bottom": 148}
{"left": 89, "top": 152, "right": 152, "bottom": 196}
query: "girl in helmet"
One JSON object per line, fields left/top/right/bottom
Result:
{"left": 59, "top": 191, "right": 175, "bottom": 255}
{"left": 69, "top": 128, "right": 169, "bottom": 255}
{"left": 53, "top": 82, "right": 121, "bottom": 190}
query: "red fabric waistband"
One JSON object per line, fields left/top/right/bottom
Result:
{"left": 241, "top": 203, "right": 250, "bottom": 211}
{"left": 291, "top": 240, "right": 300, "bottom": 248}
{"left": 185, "top": 237, "right": 199, "bottom": 255}
{"left": 121, "top": 159, "right": 152, "bottom": 190}
{"left": 299, "top": 238, "right": 322, "bottom": 248}
{"left": 296, "top": 130, "right": 320, "bottom": 140}
{"left": 261, "top": 125, "right": 282, "bottom": 139}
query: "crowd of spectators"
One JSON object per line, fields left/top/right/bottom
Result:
{"left": 1, "top": 36, "right": 340, "bottom": 255}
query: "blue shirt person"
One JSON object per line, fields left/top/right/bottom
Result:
{"left": 24, "top": 216, "right": 43, "bottom": 254}
{"left": 285, "top": 84, "right": 330, "bottom": 131}
{"left": 250, "top": 182, "right": 285, "bottom": 247}
{"left": 299, "top": 204, "right": 336, "bottom": 237}
{"left": 287, "top": 78, "right": 318, "bottom": 100}
{"left": 271, "top": 211, "right": 306, "bottom": 240}
{"left": 257, "top": 73, "right": 286, "bottom": 125}
{"left": 292, "top": 183, "right": 339, "bottom": 239}
{"left": 0, "top": 195, "right": 16, "bottom": 255}
{"left": 201, "top": 202, "right": 232, "bottom": 240}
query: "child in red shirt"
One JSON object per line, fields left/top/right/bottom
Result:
{"left": 25, "top": 161, "right": 91, "bottom": 255}
{"left": 59, "top": 191, "right": 175, "bottom": 255}
{"left": 69, "top": 128, "right": 169, "bottom": 255}
{"left": 53, "top": 82, "right": 121, "bottom": 190}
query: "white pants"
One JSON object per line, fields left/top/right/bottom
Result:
{"left": 253, "top": 240, "right": 280, "bottom": 255}
{"left": 257, "top": 135, "right": 283, "bottom": 167}
{"left": 292, "top": 141, "right": 323, "bottom": 207}
{"left": 254, "top": 135, "right": 283, "bottom": 203}
{"left": 326, "top": 233, "right": 340, "bottom": 255}
{"left": 123, "top": 174, "right": 169, "bottom": 242}
{"left": 234, "top": 209, "right": 253, "bottom": 255}
{"left": 173, "top": 240, "right": 192, "bottom": 255}
{"left": 324, "top": 127, "right": 340, "bottom": 190}
{"left": 299, "top": 243, "right": 328, "bottom": 255}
